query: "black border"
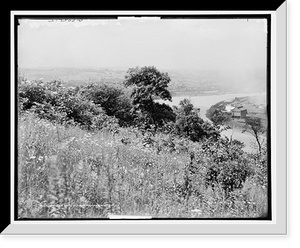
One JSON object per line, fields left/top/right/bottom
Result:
{"left": 11, "top": 13, "right": 272, "bottom": 224}
{"left": 7, "top": 0, "right": 285, "bottom": 11}
{"left": 14, "top": 15, "right": 19, "bottom": 226}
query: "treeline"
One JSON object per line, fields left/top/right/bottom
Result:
{"left": 18, "top": 66, "right": 219, "bottom": 142}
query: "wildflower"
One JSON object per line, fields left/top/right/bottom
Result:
{"left": 191, "top": 209, "right": 202, "bottom": 214}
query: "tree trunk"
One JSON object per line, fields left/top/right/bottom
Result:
{"left": 254, "top": 131, "right": 262, "bottom": 155}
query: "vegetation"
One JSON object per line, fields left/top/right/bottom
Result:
{"left": 208, "top": 109, "right": 231, "bottom": 126}
{"left": 243, "top": 116, "right": 266, "bottom": 154}
{"left": 17, "top": 66, "right": 269, "bottom": 219}
{"left": 173, "top": 99, "right": 220, "bottom": 142}
{"left": 123, "top": 66, "right": 175, "bottom": 128}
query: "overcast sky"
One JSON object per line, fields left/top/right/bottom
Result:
{"left": 18, "top": 18, "right": 267, "bottom": 72}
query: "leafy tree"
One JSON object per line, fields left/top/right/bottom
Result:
{"left": 123, "top": 66, "right": 174, "bottom": 127}
{"left": 174, "top": 113, "right": 203, "bottom": 141}
{"left": 177, "top": 98, "right": 194, "bottom": 116}
{"left": 244, "top": 116, "right": 266, "bottom": 154}
{"left": 174, "top": 99, "right": 220, "bottom": 142}
{"left": 209, "top": 109, "right": 231, "bottom": 126}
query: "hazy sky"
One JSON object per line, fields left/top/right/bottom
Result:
{"left": 18, "top": 18, "right": 267, "bottom": 72}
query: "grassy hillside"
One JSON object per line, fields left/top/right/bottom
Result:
{"left": 18, "top": 113, "right": 268, "bottom": 219}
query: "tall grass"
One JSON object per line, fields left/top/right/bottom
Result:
{"left": 18, "top": 113, "right": 268, "bottom": 218}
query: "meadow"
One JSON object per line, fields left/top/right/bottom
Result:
{"left": 18, "top": 112, "right": 268, "bottom": 219}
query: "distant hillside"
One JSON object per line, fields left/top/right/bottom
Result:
{"left": 18, "top": 67, "right": 126, "bottom": 87}
{"left": 19, "top": 67, "right": 267, "bottom": 96}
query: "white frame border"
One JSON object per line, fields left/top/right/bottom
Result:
{"left": 4, "top": 4, "right": 287, "bottom": 235}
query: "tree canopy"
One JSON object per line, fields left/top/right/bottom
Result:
{"left": 124, "top": 66, "right": 172, "bottom": 105}
{"left": 244, "top": 116, "right": 266, "bottom": 153}
{"left": 123, "top": 66, "right": 174, "bottom": 127}
{"left": 174, "top": 99, "right": 220, "bottom": 142}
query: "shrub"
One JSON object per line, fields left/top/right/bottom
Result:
{"left": 80, "top": 83, "right": 134, "bottom": 127}
{"left": 18, "top": 80, "right": 120, "bottom": 131}
{"left": 208, "top": 109, "right": 231, "bottom": 126}
{"left": 18, "top": 80, "right": 49, "bottom": 110}
{"left": 173, "top": 99, "right": 220, "bottom": 142}
{"left": 201, "top": 137, "right": 254, "bottom": 195}
{"left": 91, "top": 113, "right": 120, "bottom": 133}
{"left": 205, "top": 161, "right": 253, "bottom": 195}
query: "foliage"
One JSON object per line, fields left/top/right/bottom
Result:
{"left": 176, "top": 98, "right": 194, "bottom": 115}
{"left": 209, "top": 109, "right": 231, "bottom": 126}
{"left": 18, "top": 80, "right": 119, "bottom": 131}
{"left": 123, "top": 66, "right": 174, "bottom": 127}
{"left": 244, "top": 116, "right": 266, "bottom": 153}
{"left": 80, "top": 83, "right": 134, "bottom": 127}
{"left": 244, "top": 116, "right": 265, "bottom": 134}
{"left": 124, "top": 66, "right": 172, "bottom": 102}
{"left": 145, "top": 102, "right": 176, "bottom": 128}
{"left": 200, "top": 137, "right": 254, "bottom": 195}
{"left": 248, "top": 144, "right": 268, "bottom": 188}
{"left": 173, "top": 99, "right": 220, "bottom": 142}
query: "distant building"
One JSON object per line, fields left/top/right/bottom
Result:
{"left": 225, "top": 104, "right": 235, "bottom": 112}
{"left": 232, "top": 106, "right": 247, "bottom": 118}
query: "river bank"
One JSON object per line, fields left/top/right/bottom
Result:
{"left": 158, "top": 92, "right": 266, "bottom": 153}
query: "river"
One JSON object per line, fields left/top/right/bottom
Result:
{"left": 157, "top": 92, "right": 266, "bottom": 153}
